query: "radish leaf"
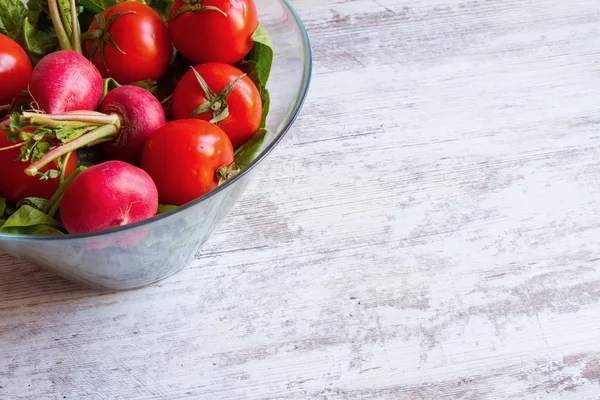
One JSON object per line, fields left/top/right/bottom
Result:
{"left": 236, "top": 23, "right": 273, "bottom": 128}
{"left": 16, "top": 197, "right": 48, "bottom": 211}
{"left": 0, "top": 0, "right": 27, "bottom": 39}
{"left": 0, "top": 205, "right": 65, "bottom": 235}
{"left": 157, "top": 204, "right": 177, "bottom": 214}
{"left": 232, "top": 128, "right": 272, "bottom": 170}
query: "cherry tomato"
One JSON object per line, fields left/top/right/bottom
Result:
{"left": 83, "top": 2, "right": 172, "bottom": 84}
{"left": 0, "top": 34, "right": 32, "bottom": 106}
{"left": 141, "top": 119, "right": 234, "bottom": 206}
{"left": 0, "top": 134, "right": 77, "bottom": 204}
{"left": 168, "top": 0, "right": 258, "bottom": 65}
{"left": 172, "top": 62, "right": 262, "bottom": 148}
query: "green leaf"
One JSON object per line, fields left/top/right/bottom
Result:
{"left": 157, "top": 204, "right": 178, "bottom": 214}
{"left": 130, "top": 78, "right": 158, "bottom": 94}
{"left": 146, "top": 0, "right": 174, "bottom": 21}
{"left": 31, "top": 140, "right": 51, "bottom": 161}
{"left": 155, "top": 52, "right": 191, "bottom": 118}
{"left": 76, "top": 0, "right": 127, "bottom": 13}
{"left": 0, "top": 198, "right": 6, "bottom": 217}
{"left": 0, "top": 205, "right": 65, "bottom": 235}
{"left": 156, "top": 52, "right": 190, "bottom": 100}
{"left": 236, "top": 23, "right": 274, "bottom": 129}
{"left": 247, "top": 23, "right": 273, "bottom": 85}
{"left": 77, "top": 146, "right": 111, "bottom": 167}
{"left": 54, "top": 124, "right": 97, "bottom": 143}
{"left": 37, "top": 169, "right": 60, "bottom": 181}
{"left": 8, "top": 98, "right": 32, "bottom": 115}
{"left": 232, "top": 129, "right": 272, "bottom": 170}
{"left": 257, "top": 85, "right": 270, "bottom": 129}
{"left": 0, "top": 0, "right": 27, "bottom": 40}
{"left": 102, "top": 77, "right": 121, "bottom": 98}
{"left": 76, "top": 0, "right": 174, "bottom": 20}
{"left": 27, "top": 0, "right": 47, "bottom": 26}
{"left": 77, "top": 7, "right": 95, "bottom": 31}
{"left": 20, "top": 17, "right": 59, "bottom": 65}
{"left": 16, "top": 197, "right": 48, "bottom": 211}
{"left": 18, "top": 0, "right": 60, "bottom": 65}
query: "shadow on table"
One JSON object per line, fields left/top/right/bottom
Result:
{"left": 0, "top": 251, "right": 91, "bottom": 303}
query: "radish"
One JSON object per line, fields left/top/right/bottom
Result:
{"left": 11, "top": 85, "right": 166, "bottom": 177}
{"left": 97, "top": 85, "right": 167, "bottom": 163}
{"left": 60, "top": 160, "right": 159, "bottom": 234}
{"left": 29, "top": 50, "right": 103, "bottom": 114}
{"left": 25, "top": 1, "right": 100, "bottom": 113}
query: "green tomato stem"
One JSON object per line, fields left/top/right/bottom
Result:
{"left": 26, "top": 124, "right": 118, "bottom": 177}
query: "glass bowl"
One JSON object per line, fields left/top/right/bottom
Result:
{"left": 0, "top": 0, "right": 312, "bottom": 290}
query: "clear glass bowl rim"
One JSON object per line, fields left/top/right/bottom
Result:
{"left": 0, "top": 0, "right": 312, "bottom": 243}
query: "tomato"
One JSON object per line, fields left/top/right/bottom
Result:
{"left": 172, "top": 62, "right": 262, "bottom": 148}
{"left": 83, "top": 2, "right": 172, "bottom": 84}
{"left": 0, "top": 34, "right": 32, "bottom": 107}
{"left": 0, "top": 134, "right": 77, "bottom": 204}
{"left": 141, "top": 119, "right": 234, "bottom": 206}
{"left": 168, "top": 0, "right": 258, "bottom": 65}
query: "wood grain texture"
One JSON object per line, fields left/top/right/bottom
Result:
{"left": 3, "top": 0, "right": 600, "bottom": 398}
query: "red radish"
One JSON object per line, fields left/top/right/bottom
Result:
{"left": 29, "top": 50, "right": 103, "bottom": 114}
{"left": 12, "top": 85, "right": 166, "bottom": 177}
{"left": 60, "top": 160, "right": 159, "bottom": 234}
{"left": 98, "top": 86, "right": 167, "bottom": 163}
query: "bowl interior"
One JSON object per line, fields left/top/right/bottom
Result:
{"left": 1, "top": 0, "right": 312, "bottom": 244}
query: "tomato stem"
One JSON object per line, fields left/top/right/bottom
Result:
{"left": 216, "top": 164, "right": 240, "bottom": 185}
{"left": 82, "top": 11, "right": 136, "bottom": 71}
{"left": 25, "top": 125, "right": 118, "bottom": 176}
{"left": 189, "top": 67, "right": 246, "bottom": 125}
{"left": 168, "top": 1, "right": 227, "bottom": 21}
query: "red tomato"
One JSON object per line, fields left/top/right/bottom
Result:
{"left": 141, "top": 119, "right": 234, "bottom": 206}
{"left": 168, "top": 0, "right": 258, "bottom": 65}
{"left": 0, "top": 34, "right": 32, "bottom": 106}
{"left": 83, "top": 2, "right": 172, "bottom": 84}
{"left": 0, "top": 134, "right": 77, "bottom": 204}
{"left": 172, "top": 62, "right": 262, "bottom": 148}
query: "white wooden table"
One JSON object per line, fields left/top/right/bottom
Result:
{"left": 3, "top": 0, "right": 600, "bottom": 398}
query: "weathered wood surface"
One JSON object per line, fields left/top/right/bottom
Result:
{"left": 3, "top": 0, "right": 600, "bottom": 398}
